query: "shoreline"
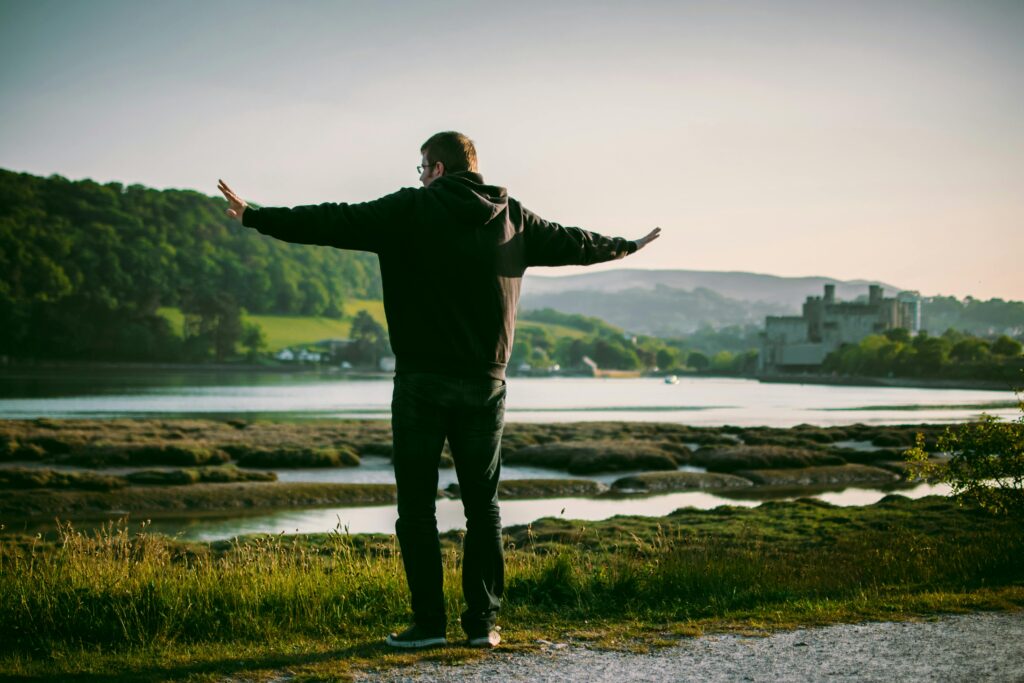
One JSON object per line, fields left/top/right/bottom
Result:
{"left": 1, "top": 361, "right": 1018, "bottom": 393}
{"left": 757, "top": 373, "right": 1016, "bottom": 392}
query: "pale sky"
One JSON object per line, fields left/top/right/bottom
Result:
{"left": 2, "top": 0, "right": 1022, "bottom": 300}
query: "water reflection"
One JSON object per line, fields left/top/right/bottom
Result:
{"left": 0, "top": 375, "right": 1016, "bottom": 426}
{"left": 14, "top": 482, "right": 946, "bottom": 542}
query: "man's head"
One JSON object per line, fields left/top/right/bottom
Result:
{"left": 419, "top": 131, "right": 478, "bottom": 187}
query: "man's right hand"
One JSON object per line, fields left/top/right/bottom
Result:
{"left": 633, "top": 227, "right": 661, "bottom": 251}
{"left": 217, "top": 179, "right": 248, "bottom": 222}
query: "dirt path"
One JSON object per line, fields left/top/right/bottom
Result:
{"left": 353, "top": 611, "right": 1024, "bottom": 682}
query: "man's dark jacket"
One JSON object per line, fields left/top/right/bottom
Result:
{"left": 243, "top": 171, "right": 636, "bottom": 380}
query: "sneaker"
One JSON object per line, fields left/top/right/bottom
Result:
{"left": 467, "top": 626, "right": 501, "bottom": 648}
{"left": 385, "top": 624, "right": 448, "bottom": 649}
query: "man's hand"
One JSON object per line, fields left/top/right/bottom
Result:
{"left": 217, "top": 179, "right": 248, "bottom": 222}
{"left": 632, "top": 227, "right": 661, "bottom": 251}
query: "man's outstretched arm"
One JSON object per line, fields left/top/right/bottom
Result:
{"left": 217, "top": 179, "right": 410, "bottom": 253}
{"left": 522, "top": 205, "right": 661, "bottom": 266}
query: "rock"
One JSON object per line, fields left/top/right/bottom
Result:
{"left": 611, "top": 471, "right": 754, "bottom": 493}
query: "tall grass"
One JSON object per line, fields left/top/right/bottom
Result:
{"left": 2, "top": 498, "right": 1021, "bottom": 655}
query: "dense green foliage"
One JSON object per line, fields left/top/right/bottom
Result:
{"left": 822, "top": 329, "right": 1024, "bottom": 382}
{"left": 907, "top": 404, "right": 1024, "bottom": 515}
{"left": 0, "top": 168, "right": 382, "bottom": 361}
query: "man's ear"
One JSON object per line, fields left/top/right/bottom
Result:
{"left": 436, "top": 161, "right": 446, "bottom": 177}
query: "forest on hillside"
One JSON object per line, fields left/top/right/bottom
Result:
{"left": 0, "top": 169, "right": 381, "bottom": 361}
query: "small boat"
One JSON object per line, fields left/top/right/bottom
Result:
{"left": 664, "top": 375, "right": 679, "bottom": 385}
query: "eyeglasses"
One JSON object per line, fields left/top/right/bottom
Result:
{"left": 417, "top": 162, "right": 437, "bottom": 174}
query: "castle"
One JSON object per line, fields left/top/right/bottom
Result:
{"left": 759, "top": 285, "right": 921, "bottom": 373}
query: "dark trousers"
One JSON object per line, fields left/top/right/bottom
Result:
{"left": 391, "top": 372, "right": 506, "bottom": 635}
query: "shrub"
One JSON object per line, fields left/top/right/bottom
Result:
{"left": 0, "top": 468, "right": 126, "bottom": 491}
{"left": 235, "top": 447, "right": 359, "bottom": 468}
{"left": 59, "top": 444, "right": 229, "bottom": 468}
{"left": 906, "top": 404, "right": 1024, "bottom": 515}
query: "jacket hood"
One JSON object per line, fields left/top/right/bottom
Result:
{"left": 429, "top": 171, "right": 508, "bottom": 224}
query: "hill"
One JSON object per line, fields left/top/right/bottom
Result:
{"left": 0, "top": 168, "right": 381, "bottom": 360}
{"left": 522, "top": 270, "right": 1024, "bottom": 337}
{"left": 523, "top": 269, "right": 902, "bottom": 307}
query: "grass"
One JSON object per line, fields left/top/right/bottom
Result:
{"left": 156, "top": 302, "right": 586, "bottom": 353}
{"left": 516, "top": 320, "right": 588, "bottom": 340}
{"left": 1, "top": 481, "right": 398, "bottom": 518}
{"left": 0, "top": 495, "right": 1021, "bottom": 681}
{"left": 157, "top": 299, "right": 387, "bottom": 352}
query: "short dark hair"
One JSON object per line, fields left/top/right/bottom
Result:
{"left": 421, "top": 131, "right": 478, "bottom": 173}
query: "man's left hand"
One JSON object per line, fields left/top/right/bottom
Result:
{"left": 217, "top": 179, "right": 248, "bottom": 222}
{"left": 633, "top": 227, "right": 661, "bottom": 251}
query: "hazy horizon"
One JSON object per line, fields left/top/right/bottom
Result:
{"left": 2, "top": 0, "right": 1021, "bottom": 300}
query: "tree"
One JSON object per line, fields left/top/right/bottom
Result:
{"left": 241, "top": 321, "right": 267, "bottom": 361}
{"left": 687, "top": 351, "right": 710, "bottom": 371}
{"left": 884, "top": 328, "right": 911, "bottom": 343}
{"left": 655, "top": 347, "right": 680, "bottom": 372}
{"left": 182, "top": 291, "right": 243, "bottom": 361}
{"left": 992, "top": 335, "right": 1023, "bottom": 357}
{"left": 349, "top": 310, "right": 389, "bottom": 367}
{"left": 950, "top": 338, "right": 990, "bottom": 363}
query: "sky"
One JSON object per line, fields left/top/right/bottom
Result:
{"left": 1, "top": 0, "right": 1022, "bottom": 300}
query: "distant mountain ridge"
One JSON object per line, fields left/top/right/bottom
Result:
{"left": 519, "top": 269, "right": 1024, "bottom": 338}
{"left": 523, "top": 269, "right": 903, "bottom": 308}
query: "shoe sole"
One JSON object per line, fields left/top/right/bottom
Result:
{"left": 468, "top": 633, "right": 501, "bottom": 648}
{"left": 385, "top": 635, "right": 448, "bottom": 649}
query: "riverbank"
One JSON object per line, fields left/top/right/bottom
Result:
{"left": 758, "top": 372, "right": 1016, "bottom": 392}
{"left": 2, "top": 495, "right": 1020, "bottom": 681}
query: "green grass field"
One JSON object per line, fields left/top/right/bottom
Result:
{"left": 158, "top": 301, "right": 584, "bottom": 352}
{"left": 157, "top": 300, "right": 387, "bottom": 351}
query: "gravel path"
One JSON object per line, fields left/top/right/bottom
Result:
{"left": 354, "top": 611, "right": 1024, "bottom": 682}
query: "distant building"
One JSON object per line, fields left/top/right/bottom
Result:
{"left": 760, "top": 285, "right": 921, "bottom": 373}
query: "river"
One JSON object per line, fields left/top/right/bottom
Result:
{"left": 0, "top": 370, "right": 1017, "bottom": 426}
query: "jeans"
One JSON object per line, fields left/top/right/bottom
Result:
{"left": 391, "top": 372, "right": 506, "bottom": 635}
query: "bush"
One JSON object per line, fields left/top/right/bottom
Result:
{"left": 234, "top": 447, "right": 359, "bottom": 468}
{"left": 59, "top": 444, "right": 229, "bottom": 468}
{"left": 906, "top": 404, "right": 1024, "bottom": 515}
{"left": 123, "top": 467, "right": 277, "bottom": 486}
{"left": 0, "top": 468, "right": 126, "bottom": 491}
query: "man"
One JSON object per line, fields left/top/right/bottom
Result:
{"left": 218, "top": 131, "right": 659, "bottom": 649}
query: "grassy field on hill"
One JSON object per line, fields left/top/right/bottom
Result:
{"left": 158, "top": 301, "right": 584, "bottom": 352}
{"left": 157, "top": 300, "right": 388, "bottom": 351}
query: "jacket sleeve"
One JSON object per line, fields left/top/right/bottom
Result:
{"left": 241, "top": 188, "right": 415, "bottom": 253}
{"left": 522, "top": 206, "right": 637, "bottom": 267}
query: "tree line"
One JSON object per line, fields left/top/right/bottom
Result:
{"left": 0, "top": 169, "right": 381, "bottom": 361}
{"left": 822, "top": 328, "right": 1024, "bottom": 382}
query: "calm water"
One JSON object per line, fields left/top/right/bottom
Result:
{"left": 0, "top": 371, "right": 1017, "bottom": 426}
{"left": 1, "top": 475, "right": 952, "bottom": 541}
